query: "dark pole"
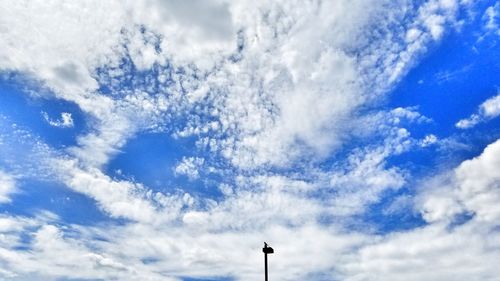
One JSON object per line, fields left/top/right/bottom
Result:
{"left": 263, "top": 242, "right": 274, "bottom": 281}
{"left": 264, "top": 249, "right": 268, "bottom": 281}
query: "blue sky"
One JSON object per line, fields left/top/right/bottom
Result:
{"left": 1, "top": 0, "right": 500, "bottom": 280}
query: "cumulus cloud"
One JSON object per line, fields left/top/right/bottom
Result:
{"left": 129, "top": 0, "right": 235, "bottom": 66}
{"left": 420, "top": 134, "right": 438, "bottom": 147}
{"left": 347, "top": 138, "right": 500, "bottom": 280}
{"left": 456, "top": 93, "right": 500, "bottom": 129}
{"left": 342, "top": 222, "right": 500, "bottom": 280}
{"left": 174, "top": 156, "right": 205, "bottom": 180}
{"left": 418, "top": 138, "right": 500, "bottom": 224}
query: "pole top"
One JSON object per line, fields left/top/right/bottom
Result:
{"left": 263, "top": 242, "right": 274, "bottom": 254}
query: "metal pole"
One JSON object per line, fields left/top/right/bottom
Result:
{"left": 264, "top": 251, "right": 268, "bottom": 281}
{"left": 263, "top": 242, "right": 273, "bottom": 281}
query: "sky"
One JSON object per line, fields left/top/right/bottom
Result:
{"left": 0, "top": 0, "right": 500, "bottom": 280}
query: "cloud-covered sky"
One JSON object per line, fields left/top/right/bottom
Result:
{"left": 0, "top": 0, "right": 500, "bottom": 280}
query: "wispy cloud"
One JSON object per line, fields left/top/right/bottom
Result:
{"left": 0, "top": 170, "right": 15, "bottom": 203}
{"left": 41, "top": 111, "right": 74, "bottom": 128}
{"left": 456, "top": 92, "right": 500, "bottom": 129}
{"left": 483, "top": 2, "right": 500, "bottom": 35}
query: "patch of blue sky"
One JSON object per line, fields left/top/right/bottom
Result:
{"left": 0, "top": 75, "right": 87, "bottom": 149}
{"left": 350, "top": 2, "right": 500, "bottom": 235}
{"left": 302, "top": 271, "right": 342, "bottom": 281}
{"left": 378, "top": 1, "right": 500, "bottom": 174}
{"left": 56, "top": 278, "right": 102, "bottom": 281}
{"left": 387, "top": 3, "right": 500, "bottom": 138}
{"left": 312, "top": 179, "right": 427, "bottom": 234}
{"left": 306, "top": 2, "right": 500, "bottom": 236}
{"left": 0, "top": 178, "right": 113, "bottom": 226}
{"left": 386, "top": 145, "right": 446, "bottom": 177}
{"left": 140, "top": 257, "right": 160, "bottom": 265}
{"left": 105, "top": 132, "right": 228, "bottom": 200}
{"left": 11, "top": 231, "right": 34, "bottom": 252}
{"left": 447, "top": 211, "right": 475, "bottom": 230}
{"left": 182, "top": 276, "right": 234, "bottom": 281}
{"left": 95, "top": 54, "right": 172, "bottom": 98}
{"left": 360, "top": 188, "right": 427, "bottom": 234}
{"left": 387, "top": 123, "right": 500, "bottom": 173}
{"left": 105, "top": 131, "right": 191, "bottom": 187}
{"left": 93, "top": 32, "right": 207, "bottom": 103}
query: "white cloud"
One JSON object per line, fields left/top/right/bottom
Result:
{"left": 1, "top": 1, "right": 494, "bottom": 280}
{"left": 174, "top": 157, "right": 205, "bottom": 180}
{"left": 325, "top": 145, "right": 407, "bottom": 216}
{"left": 0, "top": 0, "right": 130, "bottom": 167}
{"left": 418, "top": 138, "right": 500, "bottom": 223}
{"left": 0, "top": 211, "right": 368, "bottom": 281}
{"left": 0, "top": 0, "right": 468, "bottom": 171}
{"left": 456, "top": 93, "right": 500, "bottom": 129}
{"left": 0, "top": 216, "right": 175, "bottom": 281}
{"left": 173, "top": 0, "right": 466, "bottom": 170}
{"left": 483, "top": 2, "right": 500, "bottom": 35}
{"left": 454, "top": 138, "right": 500, "bottom": 222}
{"left": 0, "top": 124, "right": 402, "bottom": 279}
{"left": 481, "top": 93, "right": 500, "bottom": 117}
{"left": 342, "top": 138, "right": 500, "bottom": 280}
{"left": 51, "top": 157, "right": 193, "bottom": 223}
{"left": 41, "top": 111, "right": 74, "bottom": 128}
{"left": 1, "top": 135, "right": 500, "bottom": 280}
{"left": 456, "top": 113, "right": 481, "bottom": 129}
{"left": 421, "top": 134, "right": 438, "bottom": 147}
{"left": 0, "top": 171, "right": 15, "bottom": 203}
{"left": 129, "top": 0, "right": 235, "bottom": 67}
{"left": 342, "top": 223, "right": 500, "bottom": 280}
{"left": 0, "top": 116, "right": 60, "bottom": 181}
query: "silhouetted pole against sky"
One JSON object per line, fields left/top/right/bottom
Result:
{"left": 263, "top": 242, "right": 274, "bottom": 281}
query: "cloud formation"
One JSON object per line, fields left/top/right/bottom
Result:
{"left": 41, "top": 111, "right": 74, "bottom": 128}
{"left": 0, "top": 0, "right": 499, "bottom": 280}
{"left": 0, "top": 170, "right": 15, "bottom": 203}
{"left": 456, "top": 93, "right": 500, "bottom": 129}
